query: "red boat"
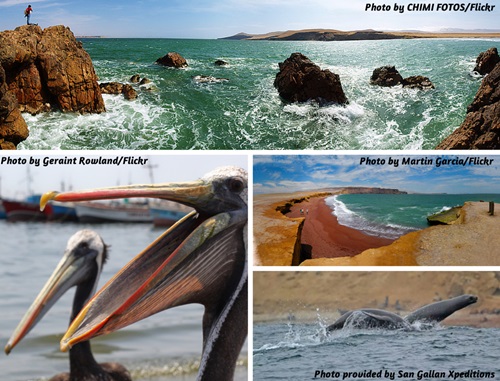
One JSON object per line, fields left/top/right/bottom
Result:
{"left": 2, "top": 197, "right": 49, "bottom": 222}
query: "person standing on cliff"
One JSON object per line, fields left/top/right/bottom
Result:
{"left": 24, "top": 5, "right": 33, "bottom": 25}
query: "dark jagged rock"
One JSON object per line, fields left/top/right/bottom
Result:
{"left": 156, "top": 52, "right": 188, "bottom": 68}
{"left": 214, "top": 59, "right": 229, "bottom": 66}
{"left": 370, "top": 66, "right": 403, "bottom": 87}
{"left": 474, "top": 47, "right": 500, "bottom": 75}
{"left": 99, "top": 82, "right": 137, "bottom": 100}
{"left": 437, "top": 62, "right": 500, "bottom": 149}
{"left": 274, "top": 52, "right": 348, "bottom": 104}
{"left": 130, "top": 74, "right": 141, "bottom": 83}
{"left": 122, "top": 84, "right": 138, "bottom": 100}
{"left": 0, "top": 24, "right": 105, "bottom": 148}
{"left": 0, "top": 65, "right": 29, "bottom": 149}
{"left": 99, "top": 82, "right": 124, "bottom": 94}
{"left": 139, "top": 77, "right": 151, "bottom": 85}
{"left": 402, "top": 75, "right": 435, "bottom": 90}
{"left": 371, "top": 66, "right": 434, "bottom": 89}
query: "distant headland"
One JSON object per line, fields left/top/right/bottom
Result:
{"left": 221, "top": 28, "right": 500, "bottom": 41}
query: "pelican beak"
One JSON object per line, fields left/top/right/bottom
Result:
{"left": 4, "top": 246, "right": 97, "bottom": 354}
{"left": 41, "top": 180, "right": 215, "bottom": 215}
{"left": 39, "top": 178, "right": 247, "bottom": 353}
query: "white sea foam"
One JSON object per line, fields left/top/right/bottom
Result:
{"left": 326, "top": 195, "right": 415, "bottom": 240}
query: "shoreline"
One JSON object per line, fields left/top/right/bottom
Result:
{"left": 286, "top": 196, "right": 394, "bottom": 259}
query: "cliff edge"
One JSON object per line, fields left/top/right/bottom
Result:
{"left": 302, "top": 202, "right": 500, "bottom": 266}
{"left": 0, "top": 25, "right": 105, "bottom": 149}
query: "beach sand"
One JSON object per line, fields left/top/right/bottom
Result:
{"left": 286, "top": 197, "right": 394, "bottom": 259}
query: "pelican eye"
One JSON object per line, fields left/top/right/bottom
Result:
{"left": 228, "top": 178, "right": 244, "bottom": 194}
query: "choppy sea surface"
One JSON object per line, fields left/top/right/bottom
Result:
{"left": 17, "top": 38, "right": 500, "bottom": 150}
{"left": 327, "top": 194, "right": 500, "bottom": 240}
{"left": 254, "top": 321, "right": 500, "bottom": 381}
{"left": 0, "top": 221, "right": 247, "bottom": 381}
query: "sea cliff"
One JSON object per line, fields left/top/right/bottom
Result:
{"left": 301, "top": 201, "right": 500, "bottom": 266}
{"left": 254, "top": 188, "right": 407, "bottom": 266}
{"left": 0, "top": 25, "right": 104, "bottom": 149}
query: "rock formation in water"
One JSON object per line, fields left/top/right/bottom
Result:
{"left": 0, "top": 24, "right": 105, "bottom": 148}
{"left": 370, "top": 66, "right": 434, "bottom": 89}
{"left": 402, "top": 75, "right": 435, "bottom": 90}
{"left": 474, "top": 47, "right": 500, "bottom": 75}
{"left": 156, "top": 52, "right": 188, "bottom": 68}
{"left": 426, "top": 206, "right": 462, "bottom": 225}
{"left": 274, "top": 52, "right": 348, "bottom": 104}
{"left": 370, "top": 66, "right": 404, "bottom": 87}
{"left": 437, "top": 62, "right": 500, "bottom": 149}
{"left": 214, "top": 59, "right": 229, "bottom": 66}
{"left": 100, "top": 82, "right": 138, "bottom": 100}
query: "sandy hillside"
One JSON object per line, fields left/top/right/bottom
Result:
{"left": 253, "top": 271, "right": 500, "bottom": 328}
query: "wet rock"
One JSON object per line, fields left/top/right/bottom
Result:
{"left": 474, "top": 47, "right": 500, "bottom": 76}
{"left": 402, "top": 75, "right": 435, "bottom": 90}
{"left": 214, "top": 59, "right": 229, "bottom": 66}
{"left": 370, "top": 66, "right": 403, "bottom": 87}
{"left": 437, "top": 62, "right": 500, "bottom": 149}
{"left": 100, "top": 82, "right": 137, "bottom": 100}
{"left": 139, "top": 77, "right": 151, "bottom": 85}
{"left": 427, "top": 206, "right": 462, "bottom": 225}
{"left": 122, "top": 84, "right": 138, "bottom": 100}
{"left": 274, "top": 52, "right": 348, "bottom": 104}
{"left": 99, "top": 82, "right": 124, "bottom": 94}
{"left": 130, "top": 74, "right": 141, "bottom": 83}
{"left": 371, "top": 66, "right": 434, "bottom": 89}
{"left": 156, "top": 52, "right": 188, "bottom": 68}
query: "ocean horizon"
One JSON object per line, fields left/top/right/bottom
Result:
{"left": 17, "top": 37, "right": 500, "bottom": 150}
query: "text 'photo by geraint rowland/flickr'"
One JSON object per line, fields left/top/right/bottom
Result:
{"left": 0, "top": 0, "right": 499, "bottom": 149}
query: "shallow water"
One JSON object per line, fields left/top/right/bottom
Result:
{"left": 0, "top": 221, "right": 247, "bottom": 380}
{"left": 254, "top": 321, "right": 500, "bottom": 380}
{"left": 328, "top": 194, "right": 500, "bottom": 239}
{"left": 17, "top": 38, "right": 500, "bottom": 150}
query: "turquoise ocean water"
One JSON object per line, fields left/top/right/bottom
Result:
{"left": 17, "top": 38, "right": 500, "bottom": 150}
{"left": 328, "top": 194, "right": 500, "bottom": 239}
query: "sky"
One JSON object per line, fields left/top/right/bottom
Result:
{"left": 254, "top": 155, "right": 500, "bottom": 195}
{"left": 0, "top": 152, "right": 248, "bottom": 200}
{"left": 1, "top": 0, "right": 499, "bottom": 38}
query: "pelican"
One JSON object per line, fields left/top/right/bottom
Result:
{"left": 40, "top": 166, "right": 248, "bottom": 381}
{"left": 4, "top": 229, "right": 131, "bottom": 381}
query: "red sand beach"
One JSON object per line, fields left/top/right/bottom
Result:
{"left": 287, "top": 196, "right": 394, "bottom": 258}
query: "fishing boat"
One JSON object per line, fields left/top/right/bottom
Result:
{"left": 74, "top": 201, "right": 152, "bottom": 223}
{"left": 149, "top": 200, "right": 192, "bottom": 227}
{"left": 0, "top": 199, "right": 6, "bottom": 219}
{"left": 2, "top": 196, "right": 47, "bottom": 222}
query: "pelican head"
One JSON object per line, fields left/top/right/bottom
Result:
{"left": 5, "top": 230, "right": 107, "bottom": 354}
{"left": 40, "top": 166, "right": 248, "bottom": 381}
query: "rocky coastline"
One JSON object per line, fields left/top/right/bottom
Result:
{"left": 300, "top": 201, "right": 500, "bottom": 266}
{"left": 254, "top": 188, "right": 407, "bottom": 266}
{"left": 1, "top": 25, "right": 498, "bottom": 149}
{"left": 437, "top": 47, "right": 500, "bottom": 149}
